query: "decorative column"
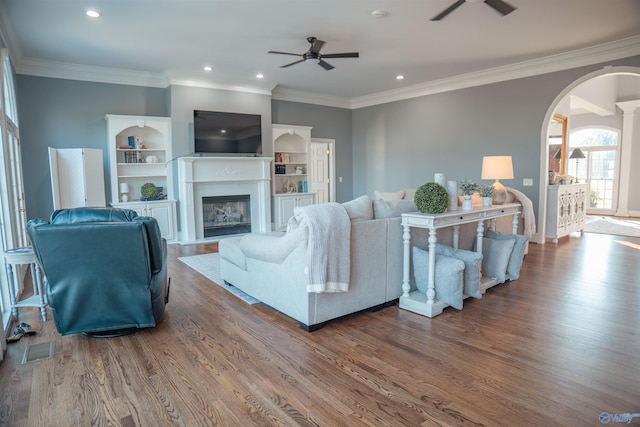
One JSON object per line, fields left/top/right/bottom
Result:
{"left": 615, "top": 100, "right": 640, "bottom": 217}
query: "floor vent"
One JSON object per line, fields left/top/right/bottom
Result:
{"left": 22, "top": 341, "right": 55, "bottom": 364}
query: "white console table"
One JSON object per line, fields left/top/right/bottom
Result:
{"left": 400, "top": 203, "right": 521, "bottom": 318}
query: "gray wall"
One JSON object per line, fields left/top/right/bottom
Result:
{"left": 352, "top": 55, "right": 640, "bottom": 221}
{"left": 271, "top": 100, "right": 353, "bottom": 202}
{"left": 17, "top": 75, "right": 167, "bottom": 219}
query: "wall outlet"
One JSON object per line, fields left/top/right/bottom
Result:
{"left": 523, "top": 178, "right": 533, "bottom": 186}
{"left": 339, "top": 177, "right": 343, "bottom": 183}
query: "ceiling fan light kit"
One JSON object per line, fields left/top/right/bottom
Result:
{"left": 268, "top": 36, "right": 359, "bottom": 71}
{"left": 431, "top": 0, "right": 516, "bottom": 21}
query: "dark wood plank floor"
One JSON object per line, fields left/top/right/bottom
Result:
{"left": 1, "top": 231, "right": 639, "bottom": 426}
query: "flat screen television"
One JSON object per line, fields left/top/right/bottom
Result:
{"left": 193, "top": 110, "right": 262, "bottom": 156}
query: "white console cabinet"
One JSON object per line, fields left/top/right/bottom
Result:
{"left": 273, "top": 193, "right": 315, "bottom": 231}
{"left": 115, "top": 200, "right": 177, "bottom": 241}
{"left": 546, "top": 183, "right": 588, "bottom": 243}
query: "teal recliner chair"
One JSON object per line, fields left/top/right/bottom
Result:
{"left": 27, "top": 207, "right": 169, "bottom": 337}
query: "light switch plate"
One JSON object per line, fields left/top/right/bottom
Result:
{"left": 523, "top": 178, "right": 533, "bottom": 186}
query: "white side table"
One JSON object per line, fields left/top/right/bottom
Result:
{"left": 5, "top": 247, "right": 47, "bottom": 321}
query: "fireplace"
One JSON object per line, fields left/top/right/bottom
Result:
{"left": 178, "top": 157, "right": 272, "bottom": 243}
{"left": 202, "top": 195, "right": 251, "bottom": 237}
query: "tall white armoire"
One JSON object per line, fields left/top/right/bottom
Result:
{"left": 48, "top": 147, "right": 106, "bottom": 210}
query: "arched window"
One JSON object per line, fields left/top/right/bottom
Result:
{"left": 568, "top": 127, "right": 619, "bottom": 211}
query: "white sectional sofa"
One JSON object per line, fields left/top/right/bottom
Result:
{"left": 219, "top": 196, "right": 415, "bottom": 331}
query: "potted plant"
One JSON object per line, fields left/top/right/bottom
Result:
{"left": 414, "top": 182, "right": 449, "bottom": 214}
{"left": 458, "top": 180, "right": 478, "bottom": 210}
{"left": 479, "top": 184, "right": 494, "bottom": 207}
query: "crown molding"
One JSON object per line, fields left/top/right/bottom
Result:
{"left": 350, "top": 35, "right": 640, "bottom": 109}
{"left": 271, "top": 87, "right": 352, "bottom": 109}
{"left": 170, "top": 78, "right": 274, "bottom": 96}
{"left": 17, "top": 57, "right": 170, "bottom": 88}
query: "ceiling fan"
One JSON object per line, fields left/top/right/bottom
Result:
{"left": 431, "top": 0, "right": 516, "bottom": 21}
{"left": 268, "top": 37, "right": 359, "bottom": 71}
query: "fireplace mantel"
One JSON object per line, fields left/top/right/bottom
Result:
{"left": 178, "top": 156, "right": 272, "bottom": 242}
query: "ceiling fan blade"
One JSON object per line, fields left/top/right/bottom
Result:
{"left": 280, "top": 59, "right": 305, "bottom": 68}
{"left": 484, "top": 0, "right": 516, "bottom": 16}
{"left": 309, "top": 39, "right": 325, "bottom": 54}
{"left": 268, "top": 50, "right": 302, "bottom": 56}
{"left": 321, "top": 52, "right": 359, "bottom": 59}
{"left": 318, "top": 59, "right": 334, "bottom": 71}
{"left": 431, "top": 0, "right": 466, "bottom": 21}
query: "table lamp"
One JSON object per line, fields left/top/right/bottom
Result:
{"left": 481, "top": 155, "right": 514, "bottom": 205}
{"left": 569, "top": 148, "right": 586, "bottom": 182}
{"left": 119, "top": 182, "right": 130, "bottom": 202}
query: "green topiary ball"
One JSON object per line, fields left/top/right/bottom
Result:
{"left": 414, "top": 182, "right": 449, "bottom": 214}
{"left": 141, "top": 182, "right": 159, "bottom": 200}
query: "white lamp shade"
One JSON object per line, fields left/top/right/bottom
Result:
{"left": 119, "top": 182, "right": 130, "bottom": 194}
{"left": 481, "top": 156, "right": 514, "bottom": 180}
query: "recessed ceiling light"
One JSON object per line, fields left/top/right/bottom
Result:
{"left": 396, "top": 74, "right": 405, "bottom": 80}
{"left": 256, "top": 73, "right": 264, "bottom": 79}
{"left": 220, "top": 129, "right": 227, "bottom": 134}
{"left": 203, "top": 66, "right": 213, "bottom": 72}
{"left": 371, "top": 10, "right": 389, "bottom": 18}
{"left": 86, "top": 10, "right": 101, "bottom": 18}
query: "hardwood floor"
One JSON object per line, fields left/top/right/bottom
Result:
{"left": 1, "top": 232, "right": 639, "bottom": 426}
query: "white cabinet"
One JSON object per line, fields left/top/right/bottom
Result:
{"left": 106, "top": 114, "right": 177, "bottom": 241}
{"left": 273, "top": 193, "right": 315, "bottom": 231}
{"left": 113, "top": 200, "right": 177, "bottom": 241}
{"left": 546, "top": 183, "right": 588, "bottom": 243}
{"left": 48, "top": 147, "right": 106, "bottom": 210}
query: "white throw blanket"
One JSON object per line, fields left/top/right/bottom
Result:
{"left": 506, "top": 187, "right": 537, "bottom": 236}
{"left": 294, "top": 203, "right": 351, "bottom": 293}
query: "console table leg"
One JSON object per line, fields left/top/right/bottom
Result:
{"left": 401, "top": 224, "right": 411, "bottom": 298}
{"left": 427, "top": 228, "right": 437, "bottom": 305}
{"left": 475, "top": 220, "right": 485, "bottom": 254}
{"left": 512, "top": 213, "right": 518, "bottom": 234}
{"left": 452, "top": 225, "right": 460, "bottom": 249}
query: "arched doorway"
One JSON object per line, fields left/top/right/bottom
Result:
{"left": 537, "top": 67, "right": 640, "bottom": 243}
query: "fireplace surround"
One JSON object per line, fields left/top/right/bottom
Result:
{"left": 178, "top": 157, "right": 272, "bottom": 243}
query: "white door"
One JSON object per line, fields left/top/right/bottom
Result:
{"left": 309, "top": 139, "right": 335, "bottom": 203}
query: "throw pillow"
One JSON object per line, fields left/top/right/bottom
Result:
{"left": 413, "top": 246, "right": 465, "bottom": 310}
{"left": 403, "top": 189, "right": 417, "bottom": 201}
{"left": 373, "top": 199, "right": 418, "bottom": 219}
{"left": 479, "top": 237, "right": 515, "bottom": 284}
{"left": 435, "top": 243, "right": 483, "bottom": 299}
{"left": 485, "top": 229, "right": 530, "bottom": 280}
{"left": 374, "top": 190, "right": 405, "bottom": 200}
{"left": 342, "top": 195, "right": 373, "bottom": 221}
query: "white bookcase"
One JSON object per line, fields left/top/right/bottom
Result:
{"left": 106, "top": 114, "right": 177, "bottom": 240}
{"left": 272, "top": 124, "right": 315, "bottom": 230}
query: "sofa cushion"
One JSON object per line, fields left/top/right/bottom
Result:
{"left": 479, "top": 237, "right": 515, "bottom": 284}
{"left": 413, "top": 246, "right": 465, "bottom": 310}
{"left": 485, "top": 229, "right": 529, "bottom": 280}
{"left": 435, "top": 243, "right": 483, "bottom": 299}
{"left": 373, "top": 199, "right": 417, "bottom": 219}
{"left": 342, "top": 195, "right": 373, "bottom": 221}
{"left": 240, "top": 227, "right": 306, "bottom": 264}
{"left": 374, "top": 190, "right": 405, "bottom": 200}
{"left": 403, "top": 189, "right": 417, "bottom": 201}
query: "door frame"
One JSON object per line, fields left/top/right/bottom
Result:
{"left": 538, "top": 66, "right": 640, "bottom": 244}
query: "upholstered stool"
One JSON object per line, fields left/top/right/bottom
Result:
{"left": 4, "top": 247, "right": 47, "bottom": 321}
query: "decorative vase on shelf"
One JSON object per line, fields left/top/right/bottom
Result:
{"left": 446, "top": 180, "right": 458, "bottom": 211}
{"left": 482, "top": 196, "right": 492, "bottom": 207}
{"left": 462, "top": 195, "right": 473, "bottom": 211}
{"left": 434, "top": 173, "right": 446, "bottom": 187}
